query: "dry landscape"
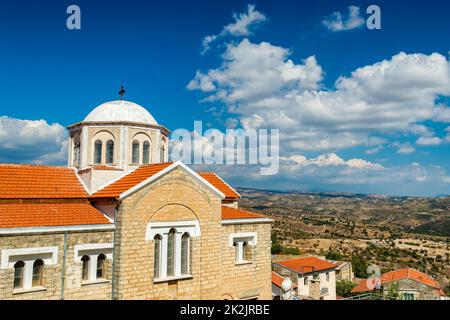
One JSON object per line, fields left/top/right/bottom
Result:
{"left": 238, "top": 188, "right": 450, "bottom": 287}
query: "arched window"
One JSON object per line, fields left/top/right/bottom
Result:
{"left": 73, "top": 143, "right": 80, "bottom": 167}
{"left": 32, "top": 259, "right": 44, "bottom": 287}
{"left": 94, "top": 140, "right": 102, "bottom": 164}
{"left": 154, "top": 235, "right": 162, "bottom": 279}
{"left": 81, "top": 255, "right": 90, "bottom": 281}
{"left": 160, "top": 144, "right": 165, "bottom": 162}
{"left": 96, "top": 254, "right": 106, "bottom": 279}
{"left": 167, "top": 228, "right": 176, "bottom": 277}
{"left": 181, "top": 233, "right": 190, "bottom": 275}
{"left": 132, "top": 140, "right": 140, "bottom": 164}
{"left": 13, "top": 261, "right": 25, "bottom": 289}
{"left": 242, "top": 241, "right": 249, "bottom": 261}
{"left": 106, "top": 140, "right": 114, "bottom": 164}
{"left": 143, "top": 141, "right": 150, "bottom": 164}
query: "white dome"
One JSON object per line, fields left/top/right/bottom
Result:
{"left": 84, "top": 100, "right": 158, "bottom": 125}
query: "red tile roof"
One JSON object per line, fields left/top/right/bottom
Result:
{"left": 221, "top": 206, "right": 268, "bottom": 220}
{"left": 351, "top": 278, "right": 380, "bottom": 293}
{"left": 0, "top": 164, "right": 87, "bottom": 199}
{"left": 91, "top": 163, "right": 241, "bottom": 200}
{"left": 351, "top": 268, "right": 440, "bottom": 293}
{"left": 198, "top": 172, "right": 240, "bottom": 199}
{"left": 382, "top": 268, "right": 439, "bottom": 288}
{"left": 272, "top": 271, "right": 297, "bottom": 288}
{"left": 90, "top": 162, "right": 173, "bottom": 198}
{"left": 276, "top": 256, "right": 336, "bottom": 274}
{"left": 0, "top": 202, "right": 111, "bottom": 228}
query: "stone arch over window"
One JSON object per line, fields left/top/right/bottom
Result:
{"left": 130, "top": 132, "right": 152, "bottom": 165}
{"left": 92, "top": 130, "right": 115, "bottom": 165}
{"left": 146, "top": 218, "right": 200, "bottom": 281}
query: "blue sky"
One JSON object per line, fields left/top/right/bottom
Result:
{"left": 1, "top": 0, "right": 450, "bottom": 196}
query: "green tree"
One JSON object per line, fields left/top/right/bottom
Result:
{"left": 444, "top": 284, "right": 450, "bottom": 297}
{"left": 325, "top": 248, "right": 342, "bottom": 260}
{"left": 336, "top": 280, "right": 356, "bottom": 297}
{"left": 385, "top": 282, "right": 399, "bottom": 300}
{"left": 271, "top": 242, "right": 283, "bottom": 254}
{"left": 351, "top": 255, "right": 368, "bottom": 278}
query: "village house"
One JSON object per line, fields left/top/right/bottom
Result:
{"left": 0, "top": 99, "right": 273, "bottom": 300}
{"left": 329, "top": 260, "right": 354, "bottom": 282}
{"left": 351, "top": 268, "right": 445, "bottom": 300}
{"left": 273, "top": 256, "right": 336, "bottom": 300}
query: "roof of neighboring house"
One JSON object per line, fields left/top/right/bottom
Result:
{"left": 197, "top": 172, "right": 240, "bottom": 199}
{"left": 382, "top": 268, "right": 439, "bottom": 288}
{"left": 90, "top": 162, "right": 174, "bottom": 198}
{"left": 275, "top": 256, "right": 336, "bottom": 274}
{"left": 0, "top": 202, "right": 111, "bottom": 228}
{"left": 272, "top": 271, "right": 297, "bottom": 289}
{"left": 351, "top": 278, "right": 380, "bottom": 293}
{"left": 221, "top": 206, "right": 268, "bottom": 220}
{"left": 0, "top": 164, "right": 87, "bottom": 199}
{"left": 351, "top": 268, "right": 440, "bottom": 293}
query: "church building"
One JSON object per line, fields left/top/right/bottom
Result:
{"left": 0, "top": 99, "right": 272, "bottom": 300}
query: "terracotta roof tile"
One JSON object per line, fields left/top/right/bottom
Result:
{"left": 0, "top": 202, "right": 111, "bottom": 228}
{"left": 221, "top": 206, "right": 268, "bottom": 220}
{"left": 90, "top": 162, "right": 173, "bottom": 198}
{"left": 272, "top": 271, "right": 297, "bottom": 288}
{"left": 198, "top": 172, "right": 240, "bottom": 199}
{"left": 276, "top": 256, "right": 336, "bottom": 274}
{"left": 0, "top": 164, "right": 87, "bottom": 199}
{"left": 351, "top": 268, "right": 440, "bottom": 293}
{"left": 381, "top": 268, "right": 439, "bottom": 289}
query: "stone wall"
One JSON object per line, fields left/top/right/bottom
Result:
{"left": 0, "top": 230, "right": 113, "bottom": 300}
{"left": 112, "top": 166, "right": 272, "bottom": 300}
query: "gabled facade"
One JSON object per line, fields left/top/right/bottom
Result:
{"left": 0, "top": 99, "right": 273, "bottom": 300}
{"left": 351, "top": 268, "right": 445, "bottom": 300}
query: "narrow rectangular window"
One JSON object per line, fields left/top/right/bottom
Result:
{"left": 181, "top": 233, "right": 190, "bottom": 275}
{"left": 154, "top": 235, "right": 161, "bottom": 279}
{"left": 304, "top": 277, "right": 308, "bottom": 286}
{"left": 13, "top": 261, "right": 25, "bottom": 289}
{"left": 166, "top": 229, "right": 175, "bottom": 277}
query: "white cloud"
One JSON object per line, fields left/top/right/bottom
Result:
{"left": 322, "top": 6, "right": 365, "bottom": 32}
{"left": 0, "top": 116, "right": 67, "bottom": 164}
{"left": 416, "top": 136, "right": 442, "bottom": 146}
{"left": 201, "top": 4, "right": 266, "bottom": 54}
{"left": 433, "top": 105, "right": 450, "bottom": 122}
{"left": 283, "top": 153, "right": 383, "bottom": 170}
{"left": 189, "top": 39, "right": 450, "bottom": 153}
{"left": 391, "top": 142, "right": 415, "bottom": 154}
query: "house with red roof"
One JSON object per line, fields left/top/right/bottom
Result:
{"left": 351, "top": 268, "right": 445, "bottom": 300}
{"left": 273, "top": 256, "right": 337, "bottom": 300}
{"left": 0, "top": 99, "right": 273, "bottom": 300}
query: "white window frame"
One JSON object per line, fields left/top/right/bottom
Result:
{"left": 146, "top": 220, "right": 200, "bottom": 282}
{"left": 1, "top": 246, "right": 58, "bottom": 291}
{"left": 229, "top": 232, "right": 257, "bottom": 264}
{"left": 74, "top": 243, "right": 113, "bottom": 283}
